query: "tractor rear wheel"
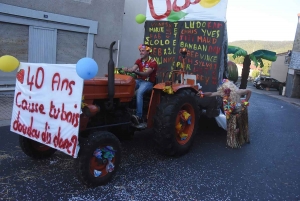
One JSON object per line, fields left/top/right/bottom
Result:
{"left": 76, "top": 131, "right": 121, "bottom": 187}
{"left": 153, "top": 89, "right": 200, "bottom": 156}
{"left": 19, "top": 135, "right": 56, "bottom": 159}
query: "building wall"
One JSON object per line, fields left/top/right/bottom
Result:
{"left": 0, "top": 22, "right": 29, "bottom": 85}
{"left": 289, "top": 14, "right": 300, "bottom": 70}
{"left": 286, "top": 14, "right": 300, "bottom": 98}
{"left": 292, "top": 15, "right": 300, "bottom": 51}
{"left": 119, "top": 0, "right": 147, "bottom": 68}
{"left": 286, "top": 69, "right": 300, "bottom": 97}
{"left": 0, "top": 0, "right": 125, "bottom": 77}
{"left": 236, "top": 64, "right": 253, "bottom": 78}
{"left": 270, "top": 55, "right": 288, "bottom": 82}
{"left": 292, "top": 71, "right": 300, "bottom": 97}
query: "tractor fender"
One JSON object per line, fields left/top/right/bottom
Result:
{"left": 153, "top": 83, "right": 199, "bottom": 94}
{"left": 147, "top": 84, "right": 199, "bottom": 128}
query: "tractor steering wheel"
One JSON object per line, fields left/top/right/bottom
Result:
{"left": 116, "top": 68, "right": 129, "bottom": 75}
{"left": 116, "top": 68, "right": 137, "bottom": 78}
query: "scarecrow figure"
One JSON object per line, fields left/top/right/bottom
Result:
{"left": 202, "top": 79, "right": 252, "bottom": 148}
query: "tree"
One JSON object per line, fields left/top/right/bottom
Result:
{"left": 261, "top": 59, "right": 272, "bottom": 76}
{"left": 227, "top": 46, "right": 277, "bottom": 89}
{"left": 251, "top": 69, "right": 260, "bottom": 78}
{"left": 228, "top": 55, "right": 244, "bottom": 64}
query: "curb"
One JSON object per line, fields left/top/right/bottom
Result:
{"left": 0, "top": 120, "right": 11, "bottom": 127}
{"left": 248, "top": 85, "right": 300, "bottom": 107}
{"left": 267, "top": 94, "right": 300, "bottom": 107}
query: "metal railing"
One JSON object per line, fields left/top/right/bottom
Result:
{"left": 0, "top": 84, "right": 15, "bottom": 95}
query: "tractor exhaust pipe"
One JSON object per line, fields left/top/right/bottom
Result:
{"left": 107, "top": 41, "right": 116, "bottom": 110}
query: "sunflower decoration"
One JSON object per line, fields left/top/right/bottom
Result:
{"left": 179, "top": 132, "right": 188, "bottom": 140}
{"left": 175, "top": 110, "right": 192, "bottom": 140}
{"left": 181, "top": 110, "right": 191, "bottom": 123}
{"left": 176, "top": 122, "right": 183, "bottom": 131}
{"left": 81, "top": 95, "right": 88, "bottom": 108}
{"left": 163, "top": 86, "right": 174, "bottom": 94}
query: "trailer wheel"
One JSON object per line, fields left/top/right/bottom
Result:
{"left": 76, "top": 131, "right": 121, "bottom": 187}
{"left": 153, "top": 89, "right": 200, "bottom": 156}
{"left": 19, "top": 135, "right": 56, "bottom": 159}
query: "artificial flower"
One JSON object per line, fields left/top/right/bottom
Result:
{"left": 163, "top": 86, "right": 174, "bottom": 94}
{"left": 179, "top": 132, "right": 188, "bottom": 140}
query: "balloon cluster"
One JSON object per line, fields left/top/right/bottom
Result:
{"left": 0, "top": 55, "right": 20, "bottom": 72}
{"left": 76, "top": 57, "right": 98, "bottom": 80}
{"left": 0, "top": 55, "right": 99, "bottom": 80}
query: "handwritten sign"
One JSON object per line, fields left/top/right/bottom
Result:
{"left": 144, "top": 21, "right": 225, "bottom": 91}
{"left": 10, "top": 63, "right": 83, "bottom": 158}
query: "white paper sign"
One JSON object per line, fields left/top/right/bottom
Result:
{"left": 146, "top": 0, "right": 228, "bottom": 22}
{"left": 10, "top": 62, "right": 83, "bottom": 158}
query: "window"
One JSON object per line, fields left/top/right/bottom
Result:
{"left": 0, "top": 22, "right": 28, "bottom": 84}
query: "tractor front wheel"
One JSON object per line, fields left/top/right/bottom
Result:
{"left": 76, "top": 131, "right": 121, "bottom": 187}
{"left": 153, "top": 89, "right": 200, "bottom": 156}
{"left": 19, "top": 136, "right": 56, "bottom": 159}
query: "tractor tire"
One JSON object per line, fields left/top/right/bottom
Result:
{"left": 153, "top": 89, "right": 200, "bottom": 156}
{"left": 19, "top": 135, "right": 56, "bottom": 159}
{"left": 76, "top": 131, "right": 121, "bottom": 187}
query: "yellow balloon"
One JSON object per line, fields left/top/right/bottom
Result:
{"left": 199, "top": 0, "right": 220, "bottom": 8}
{"left": 0, "top": 55, "right": 20, "bottom": 72}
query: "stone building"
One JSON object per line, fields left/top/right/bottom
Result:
{"left": 286, "top": 13, "right": 300, "bottom": 98}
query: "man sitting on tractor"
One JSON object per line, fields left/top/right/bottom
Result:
{"left": 124, "top": 44, "right": 158, "bottom": 125}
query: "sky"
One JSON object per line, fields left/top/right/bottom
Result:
{"left": 226, "top": 0, "right": 300, "bottom": 42}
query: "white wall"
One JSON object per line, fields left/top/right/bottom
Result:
{"left": 119, "top": 0, "right": 147, "bottom": 68}
{"left": 236, "top": 64, "right": 254, "bottom": 77}
{"left": 270, "top": 55, "right": 288, "bottom": 82}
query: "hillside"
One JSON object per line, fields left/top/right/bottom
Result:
{"left": 228, "top": 40, "right": 293, "bottom": 54}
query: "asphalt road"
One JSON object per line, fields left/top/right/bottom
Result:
{"left": 0, "top": 92, "right": 300, "bottom": 201}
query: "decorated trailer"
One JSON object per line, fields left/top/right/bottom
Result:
{"left": 2, "top": 0, "right": 230, "bottom": 187}
{"left": 143, "top": 0, "right": 229, "bottom": 117}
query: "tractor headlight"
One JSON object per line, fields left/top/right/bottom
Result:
{"left": 82, "top": 104, "right": 100, "bottom": 117}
